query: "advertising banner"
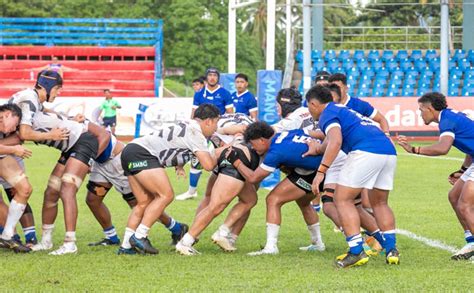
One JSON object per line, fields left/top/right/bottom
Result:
{"left": 220, "top": 73, "right": 237, "bottom": 94}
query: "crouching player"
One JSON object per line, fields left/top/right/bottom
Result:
{"left": 398, "top": 92, "right": 474, "bottom": 260}
{"left": 119, "top": 104, "right": 223, "bottom": 255}
{"left": 227, "top": 122, "right": 326, "bottom": 255}
{"left": 305, "top": 85, "right": 398, "bottom": 268}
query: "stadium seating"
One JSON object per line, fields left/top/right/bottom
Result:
{"left": 296, "top": 49, "right": 474, "bottom": 97}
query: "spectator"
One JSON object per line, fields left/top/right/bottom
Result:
{"left": 98, "top": 89, "right": 121, "bottom": 135}
{"left": 192, "top": 78, "right": 205, "bottom": 93}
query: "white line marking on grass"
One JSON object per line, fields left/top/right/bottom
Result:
{"left": 398, "top": 153, "right": 464, "bottom": 162}
{"left": 396, "top": 229, "right": 458, "bottom": 254}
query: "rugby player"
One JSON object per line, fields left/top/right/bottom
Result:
{"left": 177, "top": 67, "right": 234, "bottom": 201}
{"left": 231, "top": 73, "right": 257, "bottom": 119}
{"left": 398, "top": 92, "right": 474, "bottom": 260}
{"left": 119, "top": 104, "right": 223, "bottom": 255}
{"left": 305, "top": 85, "right": 399, "bottom": 268}
{"left": 0, "top": 104, "right": 33, "bottom": 253}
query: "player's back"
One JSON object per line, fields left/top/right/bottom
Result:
{"left": 273, "top": 107, "right": 316, "bottom": 132}
{"left": 440, "top": 109, "right": 474, "bottom": 156}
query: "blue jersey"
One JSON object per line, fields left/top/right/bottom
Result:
{"left": 260, "top": 129, "right": 323, "bottom": 172}
{"left": 231, "top": 90, "right": 257, "bottom": 116}
{"left": 344, "top": 97, "right": 377, "bottom": 119}
{"left": 193, "top": 86, "right": 233, "bottom": 115}
{"left": 319, "top": 102, "right": 396, "bottom": 155}
{"left": 439, "top": 109, "right": 474, "bottom": 157}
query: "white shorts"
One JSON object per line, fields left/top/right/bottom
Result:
{"left": 461, "top": 163, "right": 474, "bottom": 182}
{"left": 89, "top": 154, "right": 132, "bottom": 195}
{"left": 325, "top": 151, "right": 347, "bottom": 185}
{"left": 337, "top": 150, "right": 397, "bottom": 190}
{"left": 0, "top": 156, "right": 25, "bottom": 189}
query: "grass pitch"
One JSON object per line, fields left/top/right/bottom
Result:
{"left": 0, "top": 143, "right": 472, "bottom": 291}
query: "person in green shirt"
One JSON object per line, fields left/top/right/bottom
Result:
{"left": 99, "top": 89, "right": 121, "bottom": 135}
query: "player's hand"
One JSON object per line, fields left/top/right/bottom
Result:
{"left": 111, "top": 106, "right": 117, "bottom": 110}
{"left": 302, "top": 139, "right": 321, "bottom": 157}
{"left": 397, "top": 135, "right": 413, "bottom": 153}
{"left": 225, "top": 147, "right": 242, "bottom": 168}
{"left": 448, "top": 169, "right": 465, "bottom": 185}
{"left": 311, "top": 172, "right": 325, "bottom": 196}
{"left": 13, "top": 145, "right": 32, "bottom": 159}
{"left": 73, "top": 114, "right": 85, "bottom": 123}
{"left": 49, "top": 127, "right": 70, "bottom": 141}
{"left": 175, "top": 166, "right": 186, "bottom": 180}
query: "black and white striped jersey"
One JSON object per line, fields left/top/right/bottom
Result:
{"left": 272, "top": 107, "right": 317, "bottom": 132}
{"left": 32, "top": 111, "right": 86, "bottom": 152}
{"left": 8, "top": 89, "right": 43, "bottom": 127}
{"left": 217, "top": 113, "right": 253, "bottom": 129}
{"left": 132, "top": 120, "right": 209, "bottom": 167}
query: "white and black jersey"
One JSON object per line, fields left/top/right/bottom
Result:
{"left": 132, "top": 120, "right": 209, "bottom": 167}
{"left": 8, "top": 89, "right": 43, "bottom": 126}
{"left": 217, "top": 113, "right": 253, "bottom": 129}
{"left": 32, "top": 111, "right": 87, "bottom": 152}
{"left": 272, "top": 107, "right": 317, "bottom": 132}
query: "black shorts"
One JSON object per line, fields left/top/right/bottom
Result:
{"left": 103, "top": 116, "right": 117, "bottom": 127}
{"left": 121, "top": 143, "right": 163, "bottom": 176}
{"left": 58, "top": 132, "right": 98, "bottom": 166}
{"left": 287, "top": 169, "right": 324, "bottom": 194}
{"left": 213, "top": 144, "right": 260, "bottom": 182}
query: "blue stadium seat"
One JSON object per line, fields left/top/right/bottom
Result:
{"left": 311, "top": 50, "right": 322, "bottom": 61}
{"left": 406, "top": 67, "right": 419, "bottom": 77}
{"left": 404, "top": 77, "right": 417, "bottom": 86}
{"left": 382, "top": 50, "right": 394, "bottom": 61}
{"left": 425, "top": 49, "right": 438, "bottom": 61}
{"left": 358, "top": 84, "right": 371, "bottom": 97}
{"left": 342, "top": 58, "right": 355, "bottom": 71}
{"left": 399, "top": 58, "right": 413, "bottom": 72}
{"left": 347, "top": 76, "right": 358, "bottom": 86}
{"left": 389, "top": 78, "right": 403, "bottom": 87}
{"left": 347, "top": 85, "right": 355, "bottom": 96}
{"left": 296, "top": 50, "right": 303, "bottom": 63}
{"left": 459, "top": 58, "right": 471, "bottom": 71}
{"left": 374, "top": 77, "right": 388, "bottom": 86}
{"left": 357, "top": 58, "right": 369, "bottom": 70}
{"left": 371, "top": 58, "right": 383, "bottom": 71}
{"left": 417, "top": 87, "right": 430, "bottom": 96}
{"left": 411, "top": 50, "right": 423, "bottom": 60}
{"left": 396, "top": 50, "right": 409, "bottom": 60}
{"left": 449, "top": 58, "right": 457, "bottom": 70}
{"left": 360, "top": 78, "right": 372, "bottom": 87}
{"left": 324, "top": 50, "right": 337, "bottom": 61}
{"left": 391, "top": 68, "right": 404, "bottom": 77}
{"left": 362, "top": 68, "right": 375, "bottom": 77}
{"left": 432, "top": 82, "right": 440, "bottom": 92}
{"left": 453, "top": 49, "right": 467, "bottom": 61}
{"left": 347, "top": 67, "right": 360, "bottom": 78}
{"left": 386, "top": 59, "right": 399, "bottom": 72}
{"left": 375, "top": 67, "right": 389, "bottom": 78}
{"left": 327, "top": 58, "right": 339, "bottom": 72}
{"left": 418, "top": 80, "right": 431, "bottom": 89}
{"left": 450, "top": 67, "right": 463, "bottom": 79}
{"left": 464, "top": 74, "right": 474, "bottom": 84}
{"left": 429, "top": 58, "right": 440, "bottom": 71}
{"left": 372, "top": 88, "right": 385, "bottom": 97}
{"left": 339, "top": 50, "right": 351, "bottom": 60}
{"left": 387, "top": 87, "right": 400, "bottom": 97}
{"left": 312, "top": 58, "right": 325, "bottom": 71}
{"left": 353, "top": 50, "right": 365, "bottom": 61}
{"left": 420, "top": 68, "right": 434, "bottom": 78}
{"left": 334, "top": 66, "right": 345, "bottom": 74}
{"left": 462, "top": 84, "right": 474, "bottom": 96}
{"left": 449, "top": 79, "right": 461, "bottom": 87}
{"left": 401, "top": 85, "right": 415, "bottom": 97}
{"left": 449, "top": 86, "right": 459, "bottom": 96}
{"left": 468, "top": 50, "right": 474, "bottom": 62}
{"left": 414, "top": 58, "right": 427, "bottom": 71}
{"left": 367, "top": 50, "right": 380, "bottom": 61}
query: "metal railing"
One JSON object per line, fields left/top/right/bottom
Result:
{"left": 297, "top": 26, "right": 463, "bottom": 50}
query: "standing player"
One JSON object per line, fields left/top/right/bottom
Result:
{"left": 191, "top": 77, "right": 205, "bottom": 93}
{"left": 0, "top": 104, "right": 33, "bottom": 253}
{"left": 302, "top": 71, "right": 330, "bottom": 108}
{"left": 119, "top": 104, "right": 222, "bottom": 255}
{"left": 231, "top": 73, "right": 257, "bottom": 120}
{"left": 305, "top": 85, "right": 399, "bottom": 268}
{"left": 398, "top": 92, "right": 474, "bottom": 260}
{"left": 226, "top": 122, "right": 326, "bottom": 256}
{"left": 176, "top": 67, "right": 234, "bottom": 201}
{"left": 98, "top": 89, "right": 121, "bottom": 135}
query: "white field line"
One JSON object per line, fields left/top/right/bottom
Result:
{"left": 398, "top": 153, "right": 464, "bottom": 162}
{"left": 396, "top": 229, "right": 458, "bottom": 254}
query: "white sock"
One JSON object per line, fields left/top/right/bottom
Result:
{"left": 135, "top": 224, "right": 150, "bottom": 239}
{"left": 308, "top": 222, "right": 322, "bottom": 244}
{"left": 229, "top": 233, "right": 238, "bottom": 245}
{"left": 218, "top": 224, "right": 231, "bottom": 237}
{"left": 65, "top": 231, "right": 76, "bottom": 243}
{"left": 42, "top": 224, "right": 55, "bottom": 244}
{"left": 1, "top": 200, "right": 26, "bottom": 240}
{"left": 188, "top": 186, "right": 197, "bottom": 194}
{"left": 181, "top": 233, "right": 195, "bottom": 247}
{"left": 266, "top": 223, "right": 280, "bottom": 248}
{"left": 122, "top": 227, "right": 135, "bottom": 249}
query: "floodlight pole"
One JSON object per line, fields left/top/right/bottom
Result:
{"left": 303, "top": 0, "right": 311, "bottom": 93}
{"left": 266, "top": 0, "right": 276, "bottom": 70}
{"left": 286, "top": 0, "right": 292, "bottom": 60}
{"left": 440, "top": 0, "right": 449, "bottom": 96}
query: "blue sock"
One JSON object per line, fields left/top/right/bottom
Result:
{"left": 104, "top": 226, "right": 120, "bottom": 243}
{"left": 13, "top": 234, "right": 21, "bottom": 243}
{"left": 23, "top": 226, "right": 37, "bottom": 243}
{"left": 382, "top": 230, "right": 397, "bottom": 253}
{"left": 367, "top": 229, "right": 385, "bottom": 247}
{"left": 166, "top": 218, "right": 183, "bottom": 235}
{"left": 0, "top": 225, "right": 4, "bottom": 234}
{"left": 312, "top": 204, "right": 321, "bottom": 213}
{"left": 465, "top": 230, "right": 474, "bottom": 243}
{"left": 189, "top": 168, "right": 202, "bottom": 193}
{"left": 346, "top": 233, "right": 364, "bottom": 255}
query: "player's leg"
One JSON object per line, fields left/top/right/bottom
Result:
{"left": 85, "top": 180, "right": 121, "bottom": 246}
{"left": 0, "top": 195, "right": 8, "bottom": 232}
{"left": 194, "top": 172, "right": 217, "bottom": 216}
{"left": 129, "top": 168, "right": 175, "bottom": 254}
{"left": 452, "top": 178, "right": 474, "bottom": 260}
{"left": 0, "top": 156, "right": 32, "bottom": 252}
{"left": 157, "top": 212, "right": 189, "bottom": 246}
{"left": 296, "top": 192, "right": 325, "bottom": 252}
{"left": 5, "top": 188, "right": 37, "bottom": 246}
{"left": 321, "top": 185, "right": 341, "bottom": 230}
{"left": 177, "top": 174, "right": 244, "bottom": 255}
{"left": 176, "top": 158, "right": 202, "bottom": 201}
{"left": 248, "top": 178, "right": 307, "bottom": 256}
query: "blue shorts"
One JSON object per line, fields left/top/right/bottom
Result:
{"left": 103, "top": 116, "right": 117, "bottom": 127}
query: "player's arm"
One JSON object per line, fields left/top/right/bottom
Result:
{"left": 217, "top": 124, "right": 247, "bottom": 136}
{"left": 225, "top": 106, "right": 234, "bottom": 114}
{"left": 194, "top": 150, "right": 217, "bottom": 171}
{"left": 19, "top": 124, "right": 69, "bottom": 142}
{"left": 372, "top": 111, "right": 390, "bottom": 134}
{"left": 0, "top": 134, "right": 31, "bottom": 158}
{"left": 249, "top": 109, "right": 257, "bottom": 120}
{"left": 248, "top": 96, "right": 258, "bottom": 120}
{"left": 234, "top": 163, "right": 270, "bottom": 184}
{"left": 225, "top": 93, "right": 234, "bottom": 114}
{"left": 307, "top": 129, "right": 325, "bottom": 140}
{"left": 448, "top": 155, "right": 472, "bottom": 185}
{"left": 398, "top": 135, "right": 453, "bottom": 156}
{"left": 87, "top": 122, "right": 110, "bottom": 156}
{"left": 115, "top": 100, "right": 122, "bottom": 109}
{"left": 0, "top": 133, "right": 22, "bottom": 146}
